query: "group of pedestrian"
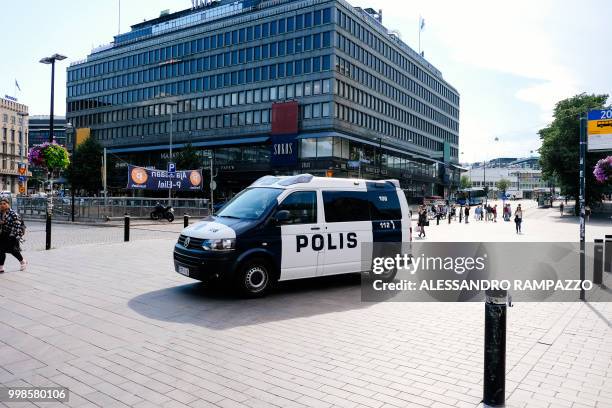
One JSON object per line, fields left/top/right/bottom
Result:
{"left": 415, "top": 200, "right": 525, "bottom": 236}
{"left": 0, "top": 197, "right": 27, "bottom": 273}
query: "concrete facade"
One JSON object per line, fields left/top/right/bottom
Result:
{"left": 66, "top": 0, "right": 461, "bottom": 198}
{"left": 0, "top": 96, "right": 28, "bottom": 194}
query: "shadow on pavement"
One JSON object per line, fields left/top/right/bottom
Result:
{"left": 128, "top": 274, "right": 395, "bottom": 330}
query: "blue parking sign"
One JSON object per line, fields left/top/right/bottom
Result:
{"left": 167, "top": 162, "right": 176, "bottom": 173}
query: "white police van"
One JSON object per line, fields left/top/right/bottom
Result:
{"left": 174, "top": 174, "right": 412, "bottom": 297}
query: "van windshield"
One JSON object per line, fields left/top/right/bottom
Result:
{"left": 217, "top": 188, "right": 282, "bottom": 220}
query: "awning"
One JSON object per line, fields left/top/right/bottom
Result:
{"left": 296, "top": 131, "right": 440, "bottom": 164}
{"left": 108, "top": 136, "right": 270, "bottom": 154}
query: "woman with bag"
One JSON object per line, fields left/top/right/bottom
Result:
{"left": 418, "top": 206, "right": 428, "bottom": 238}
{"left": 0, "top": 197, "right": 27, "bottom": 273}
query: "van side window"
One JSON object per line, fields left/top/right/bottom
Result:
{"left": 368, "top": 191, "right": 402, "bottom": 220}
{"left": 278, "top": 191, "right": 317, "bottom": 224}
{"left": 323, "top": 191, "right": 370, "bottom": 222}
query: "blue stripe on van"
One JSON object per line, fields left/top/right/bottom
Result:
{"left": 371, "top": 220, "right": 403, "bottom": 243}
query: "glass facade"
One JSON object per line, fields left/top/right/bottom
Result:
{"left": 66, "top": 0, "right": 460, "bottom": 198}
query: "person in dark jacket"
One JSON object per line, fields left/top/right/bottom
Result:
{"left": 418, "top": 207, "right": 428, "bottom": 238}
{"left": 0, "top": 197, "right": 27, "bottom": 273}
{"left": 464, "top": 205, "right": 470, "bottom": 224}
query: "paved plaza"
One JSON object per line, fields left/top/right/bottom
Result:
{"left": 0, "top": 202, "right": 610, "bottom": 407}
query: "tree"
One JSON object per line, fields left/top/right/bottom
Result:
{"left": 460, "top": 175, "right": 472, "bottom": 189}
{"left": 539, "top": 93, "right": 609, "bottom": 214}
{"left": 66, "top": 137, "right": 103, "bottom": 196}
{"left": 174, "top": 143, "right": 202, "bottom": 170}
{"left": 495, "top": 178, "right": 511, "bottom": 198}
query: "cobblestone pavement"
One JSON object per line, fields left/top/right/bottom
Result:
{"left": 0, "top": 204, "right": 610, "bottom": 408}
{"left": 20, "top": 221, "right": 187, "bottom": 252}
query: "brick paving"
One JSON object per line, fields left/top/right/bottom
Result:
{"left": 0, "top": 203, "right": 610, "bottom": 407}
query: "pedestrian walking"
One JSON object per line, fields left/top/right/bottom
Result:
{"left": 464, "top": 205, "right": 470, "bottom": 224}
{"left": 0, "top": 197, "right": 27, "bottom": 273}
{"left": 585, "top": 205, "right": 591, "bottom": 222}
{"left": 560, "top": 202, "right": 564, "bottom": 217}
{"left": 418, "top": 207, "right": 428, "bottom": 238}
{"left": 493, "top": 204, "right": 498, "bottom": 223}
{"left": 459, "top": 205, "right": 463, "bottom": 223}
{"left": 514, "top": 204, "right": 523, "bottom": 234}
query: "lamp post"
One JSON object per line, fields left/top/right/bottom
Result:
{"left": 66, "top": 122, "right": 75, "bottom": 221}
{"left": 166, "top": 102, "right": 178, "bottom": 203}
{"left": 483, "top": 137, "right": 500, "bottom": 204}
{"left": 16, "top": 112, "right": 29, "bottom": 196}
{"left": 40, "top": 53, "right": 67, "bottom": 250}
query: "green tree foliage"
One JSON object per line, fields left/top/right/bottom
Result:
{"left": 495, "top": 179, "right": 511, "bottom": 195}
{"left": 460, "top": 175, "right": 472, "bottom": 189}
{"left": 174, "top": 143, "right": 202, "bottom": 170}
{"left": 66, "top": 137, "right": 103, "bottom": 195}
{"left": 539, "top": 93, "right": 609, "bottom": 212}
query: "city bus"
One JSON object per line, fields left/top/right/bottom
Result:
{"left": 456, "top": 188, "right": 487, "bottom": 206}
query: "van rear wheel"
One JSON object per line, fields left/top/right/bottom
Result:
{"left": 235, "top": 258, "right": 274, "bottom": 298}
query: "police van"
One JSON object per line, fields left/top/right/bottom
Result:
{"left": 174, "top": 174, "right": 412, "bottom": 297}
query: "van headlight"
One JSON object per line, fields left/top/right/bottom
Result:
{"left": 202, "top": 238, "right": 236, "bottom": 251}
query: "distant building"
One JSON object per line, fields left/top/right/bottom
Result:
{"left": 0, "top": 96, "right": 28, "bottom": 194}
{"left": 467, "top": 156, "right": 549, "bottom": 199}
{"left": 66, "top": 0, "right": 461, "bottom": 199}
{"left": 28, "top": 115, "right": 67, "bottom": 147}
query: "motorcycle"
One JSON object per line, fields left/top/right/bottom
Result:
{"left": 150, "top": 203, "right": 175, "bottom": 222}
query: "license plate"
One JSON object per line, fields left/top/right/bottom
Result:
{"left": 177, "top": 265, "right": 189, "bottom": 276}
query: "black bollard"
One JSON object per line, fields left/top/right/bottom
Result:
{"left": 45, "top": 212, "right": 52, "bottom": 250}
{"left": 184, "top": 214, "right": 190, "bottom": 228}
{"left": 124, "top": 215, "right": 130, "bottom": 242}
{"left": 594, "top": 239, "right": 603, "bottom": 285}
{"left": 483, "top": 290, "right": 507, "bottom": 407}
{"left": 605, "top": 235, "right": 612, "bottom": 274}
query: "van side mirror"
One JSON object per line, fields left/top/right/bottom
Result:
{"left": 274, "top": 210, "right": 291, "bottom": 224}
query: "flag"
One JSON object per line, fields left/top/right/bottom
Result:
{"left": 15, "top": 79, "right": 21, "bottom": 91}
{"left": 419, "top": 16, "right": 425, "bottom": 31}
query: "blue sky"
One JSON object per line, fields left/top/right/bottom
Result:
{"left": 1, "top": 0, "right": 610, "bottom": 162}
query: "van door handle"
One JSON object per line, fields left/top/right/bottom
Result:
{"left": 311, "top": 227, "right": 321, "bottom": 231}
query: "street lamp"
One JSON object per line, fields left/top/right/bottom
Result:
{"left": 40, "top": 53, "right": 67, "bottom": 144}
{"left": 40, "top": 53, "right": 67, "bottom": 251}
{"left": 166, "top": 101, "right": 178, "bottom": 203}
{"left": 483, "top": 137, "right": 500, "bottom": 204}
{"left": 66, "top": 122, "right": 76, "bottom": 222}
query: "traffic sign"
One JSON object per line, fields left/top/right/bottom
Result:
{"left": 17, "top": 162, "right": 26, "bottom": 175}
{"left": 587, "top": 109, "right": 612, "bottom": 151}
{"left": 167, "top": 162, "right": 176, "bottom": 173}
{"left": 210, "top": 180, "right": 217, "bottom": 191}
{"left": 18, "top": 176, "right": 26, "bottom": 182}
{"left": 18, "top": 185, "right": 25, "bottom": 194}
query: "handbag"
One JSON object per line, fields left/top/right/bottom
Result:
{"left": 425, "top": 220, "right": 430, "bottom": 226}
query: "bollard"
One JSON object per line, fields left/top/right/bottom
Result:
{"left": 483, "top": 290, "right": 507, "bottom": 407}
{"left": 593, "top": 239, "right": 603, "bottom": 285}
{"left": 124, "top": 215, "right": 130, "bottom": 242}
{"left": 45, "top": 212, "right": 52, "bottom": 251}
{"left": 605, "top": 235, "right": 612, "bottom": 274}
{"left": 184, "top": 214, "right": 190, "bottom": 228}
{"left": 45, "top": 196, "right": 53, "bottom": 250}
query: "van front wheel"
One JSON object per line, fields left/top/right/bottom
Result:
{"left": 235, "top": 258, "right": 274, "bottom": 298}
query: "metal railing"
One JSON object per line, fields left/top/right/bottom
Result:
{"left": 16, "top": 197, "right": 210, "bottom": 221}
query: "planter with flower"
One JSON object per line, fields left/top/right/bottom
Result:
{"left": 28, "top": 142, "right": 70, "bottom": 192}
{"left": 593, "top": 156, "right": 612, "bottom": 184}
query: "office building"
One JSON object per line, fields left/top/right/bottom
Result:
{"left": 66, "top": 0, "right": 461, "bottom": 199}
{"left": 468, "top": 156, "right": 549, "bottom": 199}
{"left": 0, "top": 96, "right": 28, "bottom": 194}
{"left": 28, "top": 115, "right": 68, "bottom": 147}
